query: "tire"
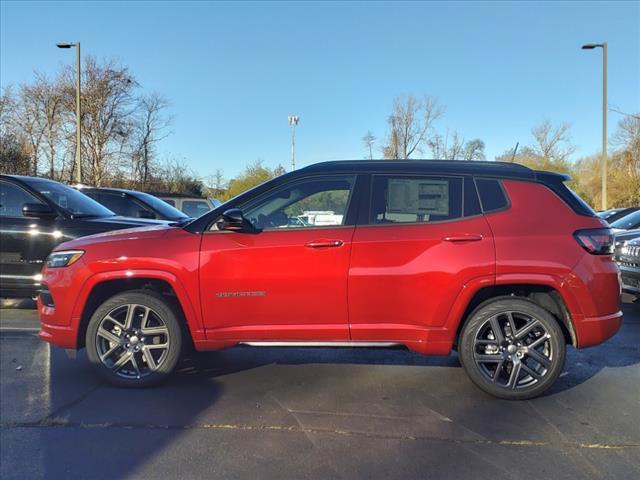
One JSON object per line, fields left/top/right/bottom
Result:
{"left": 458, "top": 297, "right": 566, "bottom": 400}
{"left": 86, "top": 290, "right": 183, "bottom": 387}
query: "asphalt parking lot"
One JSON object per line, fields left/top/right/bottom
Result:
{"left": 1, "top": 296, "right": 639, "bottom": 479}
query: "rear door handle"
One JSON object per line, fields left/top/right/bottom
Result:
{"left": 305, "top": 239, "right": 344, "bottom": 249}
{"left": 442, "top": 234, "right": 483, "bottom": 242}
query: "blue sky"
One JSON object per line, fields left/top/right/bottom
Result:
{"left": 1, "top": 1, "right": 638, "bottom": 179}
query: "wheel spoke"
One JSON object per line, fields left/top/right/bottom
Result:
{"left": 142, "top": 347, "right": 158, "bottom": 370}
{"left": 492, "top": 359, "right": 505, "bottom": 383}
{"left": 145, "top": 342, "right": 169, "bottom": 350}
{"left": 507, "top": 361, "right": 522, "bottom": 389}
{"left": 528, "top": 334, "right": 549, "bottom": 349}
{"left": 140, "top": 306, "right": 151, "bottom": 330}
{"left": 111, "top": 351, "right": 133, "bottom": 372}
{"left": 104, "top": 314, "right": 125, "bottom": 330}
{"left": 131, "top": 353, "right": 142, "bottom": 378}
{"left": 476, "top": 339, "right": 499, "bottom": 346}
{"left": 506, "top": 312, "right": 517, "bottom": 337}
{"left": 141, "top": 326, "right": 169, "bottom": 336}
{"left": 100, "top": 343, "right": 121, "bottom": 362}
{"left": 515, "top": 319, "right": 541, "bottom": 339}
{"left": 520, "top": 362, "right": 543, "bottom": 381}
{"left": 525, "top": 347, "right": 551, "bottom": 368}
{"left": 97, "top": 327, "right": 122, "bottom": 345}
{"left": 489, "top": 317, "right": 505, "bottom": 344}
{"left": 123, "top": 304, "right": 136, "bottom": 330}
{"left": 474, "top": 353, "right": 503, "bottom": 363}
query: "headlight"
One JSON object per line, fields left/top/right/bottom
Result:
{"left": 46, "top": 250, "right": 84, "bottom": 268}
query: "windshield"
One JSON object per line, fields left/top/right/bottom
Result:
{"left": 133, "top": 191, "right": 189, "bottom": 219}
{"left": 24, "top": 178, "right": 115, "bottom": 217}
{"left": 611, "top": 210, "right": 640, "bottom": 230}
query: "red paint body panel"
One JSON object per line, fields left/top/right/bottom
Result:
{"left": 348, "top": 215, "right": 494, "bottom": 350}
{"left": 38, "top": 178, "right": 622, "bottom": 356}
{"left": 199, "top": 228, "right": 354, "bottom": 340}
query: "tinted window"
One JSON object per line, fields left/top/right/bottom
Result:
{"left": 369, "top": 175, "right": 462, "bottom": 224}
{"left": 131, "top": 192, "right": 188, "bottom": 219}
{"left": 464, "top": 177, "right": 481, "bottom": 216}
{"left": 238, "top": 175, "right": 355, "bottom": 230}
{"left": 23, "top": 178, "right": 114, "bottom": 217}
{"left": 0, "top": 180, "right": 44, "bottom": 217}
{"left": 163, "top": 199, "right": 176, "bottom": 207}
{"left": 475, "top": 178, "right": 508, "bottom": 212}
{"left": 95, "top": 192, "right": 137, "bottom": 217}
{"left": 611, "top": 210, "right": 640, "bottom": 230}
{"left": 183, "top": 200, "right": 212, "bottom": 218}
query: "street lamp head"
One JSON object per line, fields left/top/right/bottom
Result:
{"left": 56, "top": 42, "right": 75, "bottom": 48}
{"left": 581, "top": 43, "right": 603, "bottom": 50}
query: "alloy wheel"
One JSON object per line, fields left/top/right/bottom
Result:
{"left": 95, "top": 303, "right": 171, "bottom": 380}
{"left": 472, "top": 310, "right": 554, "bottom": 390}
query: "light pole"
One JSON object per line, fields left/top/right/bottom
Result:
{"left": 581, "top": 42, "right": 608, "bottom": 210}
{"left": 288, "top": 115, "right": 299, "bottom": 171}
{"left": 57, "top": 42, "right": 82, "bottom": 184}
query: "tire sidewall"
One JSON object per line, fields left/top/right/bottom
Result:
{"left": 85, "top": 290, "right": 183, "bottom": 388}
{"left": 459, "top": 297, "right": 566, "bottom": 400}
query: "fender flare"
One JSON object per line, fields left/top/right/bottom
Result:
{"left": 70, "top": 269, "right": 205, "bottom": 343}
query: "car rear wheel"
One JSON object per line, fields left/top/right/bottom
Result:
{"left": 86, "top": 290, "right": 183, "bottom": 387}
{"left": 458, "top": 297, "right": 566, "bottom": 400}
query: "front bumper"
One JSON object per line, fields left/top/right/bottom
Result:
{"left": 619, "top": 265, "right": 640, "bottom": 294}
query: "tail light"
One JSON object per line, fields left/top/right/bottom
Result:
{"left": 573, "top": 228, "right": 614, "bottom": 255}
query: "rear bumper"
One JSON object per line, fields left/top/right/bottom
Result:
{"left": 574, "top": 310, "right": 623, "bottom": 349}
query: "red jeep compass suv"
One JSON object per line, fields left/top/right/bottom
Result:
{"left": 38, "top": 160, "right": 622, "bottom": 400}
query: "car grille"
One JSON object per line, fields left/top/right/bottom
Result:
{"left": 616, "top": 244, "right": 640, "bottom": 268}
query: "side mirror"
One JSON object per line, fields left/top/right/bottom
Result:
{"left": 138, "top": 209, "right": 156, "bottom": 219}
{"left": 22, "top": 203, "right": 57, "bottom": 219}
{"left": 216, "top": 208, "right": 260, "bottom": 234}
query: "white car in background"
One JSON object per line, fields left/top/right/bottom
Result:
{"left": 151, "top": 194, "right": 221, "bottom": 218}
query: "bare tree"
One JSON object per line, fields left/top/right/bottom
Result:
{"left": 531, "top": 120, "right": 575, "bottom": 163}
{"left": 428, "top": 131, "right": 485, "bottom": 160}
{"left": 612, "top": 114, "right": 640, "bottom": 164}
{"left": 462, "top": 139, "right": 486, "bottom": 161}
{"left": 382, "top": 95, "right": 444, "bottom": 159}
{"left": 26, "top": 73, "right": 66, "bottom": 179}
{"left": 362, "top": 131, "right": 375, "bottom": 159}
{"left": 132, "top": 93, "right": 172, "bottom": 188}
{"left": 61, "top": 57, "right": 139, "bottom": 185}
{"left": 16, "top": 84, "right": 46, "bottom": 176}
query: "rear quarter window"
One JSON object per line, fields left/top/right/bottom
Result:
{"left": 475, "top": 178, "right": 508, "bottom": 212}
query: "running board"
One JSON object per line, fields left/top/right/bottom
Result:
{"left": 239, "top": 341, "right": 402, "bottom": 348}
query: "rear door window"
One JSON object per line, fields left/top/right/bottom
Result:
{"left": 475, "top": 178, "right": 508, "bottom": 212}
{"left": 369, "top": 175, "right": 463, "bottom": 224}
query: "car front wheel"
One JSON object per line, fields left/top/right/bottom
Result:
{"left": 458, "top": 297, "right": 566, "bottom": 400}
{"left": 86, "top": 290, "right": 183, "bottom": 387}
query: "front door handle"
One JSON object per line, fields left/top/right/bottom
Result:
{"left": 442, "top": 234, "right": 483, "bottom": 242}
{"left": 305, "top": 239, "right": 344, "bottom": 249}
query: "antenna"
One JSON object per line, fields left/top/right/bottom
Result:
{"left": 510, "top": 142, "right": 519, "bottom": 163}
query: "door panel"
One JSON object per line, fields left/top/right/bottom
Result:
{"left": 348, "top": 172, "right": 495, "bottom": 344}
{"left": 199, "top": 227, "right": 354, "bottom": 340}
{"left": 349, "top": 217, "right": 494, "bottom": 340}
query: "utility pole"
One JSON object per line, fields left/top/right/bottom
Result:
{"left": 288, "top": 115, "right": 299, "bottom": 171}
{"left": 581, "top": 42, "right": 608, "bottom": 210}
{"left": 57, "top": 41, "right": 82, "bottom": 183}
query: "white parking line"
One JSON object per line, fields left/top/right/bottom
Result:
{"left": 0, "top": 327, "right": 40, "bottom": 333}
